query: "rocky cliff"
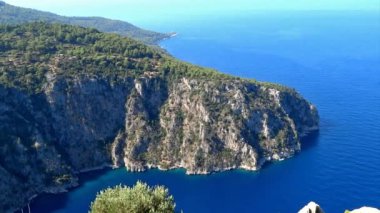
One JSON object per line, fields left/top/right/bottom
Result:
{"left": 0, "top": 23, "right": 319, "bottom": 212}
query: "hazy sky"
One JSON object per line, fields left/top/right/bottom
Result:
{"left": 4, "top": 0, "right": 380, "bottom": 25}
{"left": 5, "top": 0, "right": 380, "bottom": 12}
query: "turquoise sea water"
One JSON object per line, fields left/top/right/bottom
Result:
{"left": 30, "top": 11, "right": 380, "bottom": 212}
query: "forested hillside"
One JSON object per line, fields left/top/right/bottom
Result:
{"left": 0, "top": 22, "right": 318, "bottom": 212}
{"left": 0, "top": 1, "right": 172, "bottom": 44}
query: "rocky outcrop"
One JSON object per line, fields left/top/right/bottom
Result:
{"left": 114, "top": 77, "right": 319, "bottom": 174}
{"left": 0, "top": 22, "right": 319, "bottom": 212}
{"left": 0, "top": 74, "right": 318, "bottom": 211}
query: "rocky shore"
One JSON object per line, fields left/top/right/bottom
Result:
{"left": 0, "top": 23, "right": 319, "bottom": 212}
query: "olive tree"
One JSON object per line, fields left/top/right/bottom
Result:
{"left": 89, "top": 181, "right": 176, "bottom": 213}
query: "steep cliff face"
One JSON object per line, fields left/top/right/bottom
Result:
{"left": 0, "top": 23, "right": 319, "bottom": 211}
{"left": 114, "top": 77, "right": 319, "bottom": 174}
{"left": 0, "top": 74, "right": 318, "bottom": 211}
{"left": 0, "top": 85, "right": 78, "bottom": 211}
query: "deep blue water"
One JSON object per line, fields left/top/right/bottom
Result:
{"left": 30, "top": 11, "right": 380, "bottom": 213}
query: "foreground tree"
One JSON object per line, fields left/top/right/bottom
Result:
{"left": 89, "top": 181, "right": 176, "bottom": 213}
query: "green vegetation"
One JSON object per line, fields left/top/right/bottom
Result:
{"left": 89, "top": 182, "right": 176, "bottom": 213}
{"left": 0, "top": 20, "right": 318, "bottom": 213}
{"left": 0, "top": 22, "right": 239, "bottom": 93}
{"left": 0, "top": 1, "right": 172, "bottom": 44}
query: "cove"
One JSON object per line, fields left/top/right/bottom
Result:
{"left": 31, "top": 11, "right": 380, "bottom": 212}
{"left": 30, "top": 132, "right": 320, "bottom": 213}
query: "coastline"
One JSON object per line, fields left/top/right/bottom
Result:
{"left": 23, "top": 127, "right": 319, "bottom": 212}
{"left": 169, "top": 32, "right": 178, "bottom": 38}
{"left": 16, "top": 31, "right": 176, "bottom": 212}
{"left": 159, "top": 32, "right": 178, "bottom": 43}
{"left": 18, "top": 165, "right": 113, "bottom": 213}
{"left": 75, "top": 164, "right": 113, "bottom": 174}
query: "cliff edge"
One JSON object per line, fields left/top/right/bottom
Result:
{"left": 0, "top": 23, "right": 319, "bottom": 212}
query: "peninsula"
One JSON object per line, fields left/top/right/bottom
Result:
{"left": 0, "top": 22, "right": 318, "bottom": 212}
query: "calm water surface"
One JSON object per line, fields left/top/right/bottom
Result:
{"left": 31, "top": 11, "right": 380, "bottom": 213}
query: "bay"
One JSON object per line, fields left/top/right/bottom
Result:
{"left": 31, "top": 11, "right": 380, "bottom": 213}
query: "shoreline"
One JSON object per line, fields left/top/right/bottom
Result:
{"left": 75, "top": 164, "right": 113, "bottom": 174}
{"left": 24, "top": 126, "right": 319, "bottom": 212}
{"left": 18, "top": 164, "right": 113, "bottom": 213}
{"left": 22, "top": 128, "right": 319, "bottom": 212}
{"left": 159, "top": 32, "right": 178, "bottom": 43}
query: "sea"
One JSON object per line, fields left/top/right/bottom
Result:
{"left": 30, "top": 11, "right": 380, "bottom": 213}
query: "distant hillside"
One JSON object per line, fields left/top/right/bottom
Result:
{"left": 0, "top": 1, "right": 173, "bottom": 44}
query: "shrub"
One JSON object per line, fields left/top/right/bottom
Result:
{"left": 89, "top": 181, "right": 176, "bottom": 213}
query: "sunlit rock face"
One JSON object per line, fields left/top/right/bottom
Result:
{"left": 0, "top": 23, "right": 318, "bottom": 212}
{"left": 0, "top": 75, "right": 318, "bottom": 211}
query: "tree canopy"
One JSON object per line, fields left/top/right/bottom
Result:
{"left": 0, "top": 22, "right": 237, "bottom": 93}
{"left": 89, "top": 182, "right": 176, "bottom": 213}
{"left": 0, "top": 22, "right": 290, "bottom": 95}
